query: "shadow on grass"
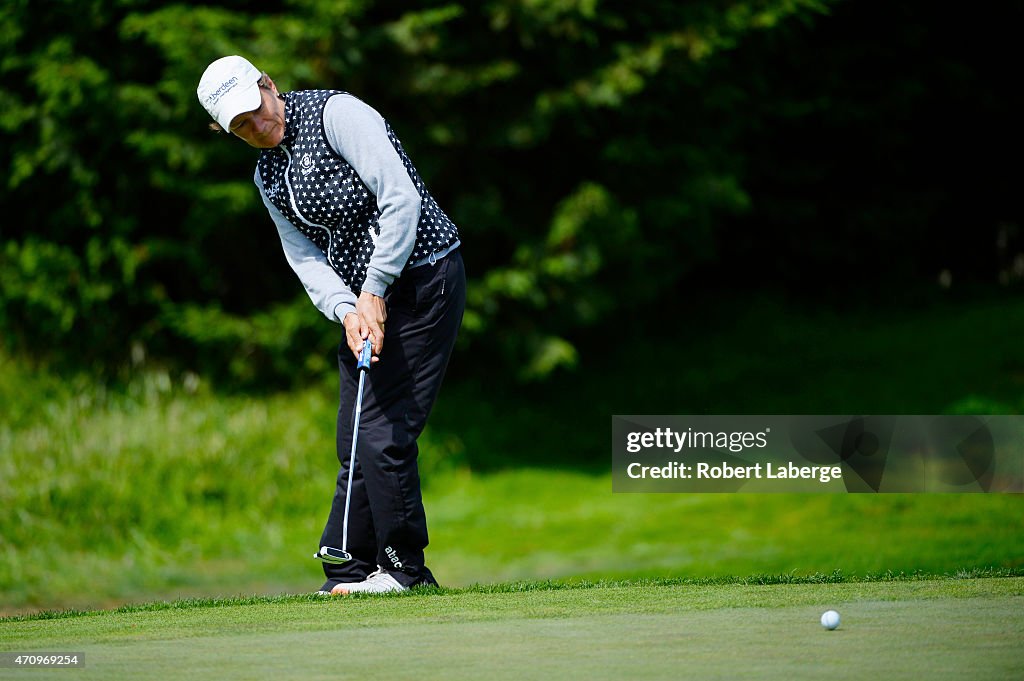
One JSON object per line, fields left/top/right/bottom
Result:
{"left": 430, "top": 290, "right": 1024, "bottom": 473}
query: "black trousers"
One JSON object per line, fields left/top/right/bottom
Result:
{"left": 320, "top": 249, "right": 465, "bottom": 588}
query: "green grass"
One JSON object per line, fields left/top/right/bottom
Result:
{"left": 436, "top": 294, "right": 1024, "bottom": 472}
{"left": 1, "top": 576, "right": 1021, "bottom": 681}
{"left": 2, "top": 462, "right": 1021, "bottom": 613}
{"left": 426, "top": 471, "right": 1024, "bottom": 585}
{"left": 1, "top": 294, "right": 1023, "bottom": 613}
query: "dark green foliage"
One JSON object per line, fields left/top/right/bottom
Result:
{"left": 1, "top": 1, "right": 1018, "bottom": 386}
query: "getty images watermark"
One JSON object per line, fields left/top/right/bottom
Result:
{"left": 611, "top": 416, "right": 1024, "bottom": 493}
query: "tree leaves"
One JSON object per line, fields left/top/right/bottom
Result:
{"left": 25, "top": 0, "right": 996, "bottom": 387}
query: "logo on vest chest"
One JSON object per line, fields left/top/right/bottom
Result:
{"left": 299, "top": 152, "right": 315, "bottom": 176}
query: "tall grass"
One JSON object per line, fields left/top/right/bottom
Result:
{"left": 2, "top": 294, "right": 1022, "bottom": 612}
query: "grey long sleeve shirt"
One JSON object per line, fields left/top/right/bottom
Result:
{"left": 255, "top": 93, "right": 422, "bottom": 323}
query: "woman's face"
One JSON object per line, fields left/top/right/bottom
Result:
{"left": 229, "top": 85, "right": 285, "bottom": 148}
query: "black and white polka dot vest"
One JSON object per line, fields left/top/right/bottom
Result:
{"left": 256, "top": 90, "right": 459, "bottom": 294}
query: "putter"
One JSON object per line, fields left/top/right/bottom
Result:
{"left": 314, "top": 337, "right": 373, "bottom": 565}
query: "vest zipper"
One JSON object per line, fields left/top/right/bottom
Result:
{"left": 281, "top": 146, "right": 334, "bottom": 254}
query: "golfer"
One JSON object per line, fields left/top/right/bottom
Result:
{"left": 197, "top": 56, "right": 465, "bottom": 594}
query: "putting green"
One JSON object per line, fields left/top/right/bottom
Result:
{"left": 2, "top": 577, "right": 1021, "bottom": 680}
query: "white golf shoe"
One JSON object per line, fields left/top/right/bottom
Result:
{"left": 330, "top": 568, "right": 408, "bottom": 595}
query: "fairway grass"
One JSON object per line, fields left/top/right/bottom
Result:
{"left": 1, "top": 577, "right": 1021, "bottom": 681}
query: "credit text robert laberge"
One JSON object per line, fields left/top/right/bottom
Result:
{"left": 623, "top": 427, "right": 843, "bottom": 483}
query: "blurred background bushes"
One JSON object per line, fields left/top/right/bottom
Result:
{"left": 0, "top": 0, "right": 1019, "bottom": 387}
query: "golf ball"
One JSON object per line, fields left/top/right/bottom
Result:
{"left": 820, "top": 610, "right": 840, "bottom": 630}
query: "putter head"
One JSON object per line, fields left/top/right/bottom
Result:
{"left": 314, "top": 546, "right": 352, "bottom": 564}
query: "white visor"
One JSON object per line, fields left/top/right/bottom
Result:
{"left": 197, "top": 55, "right": 262, "bottom": 131}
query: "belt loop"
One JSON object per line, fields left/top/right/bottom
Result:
{"left": 428, "top": 251, "right": 438, "bottom": 266}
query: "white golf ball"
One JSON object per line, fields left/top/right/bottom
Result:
{"left": 820, "top": 610, "right": 840, "bottom": 630}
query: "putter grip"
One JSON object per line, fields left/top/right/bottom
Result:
{"left": 357, "top": 338, "right": 373, "bottom": 371}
